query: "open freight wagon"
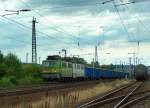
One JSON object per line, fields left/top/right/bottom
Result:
{"left": 84, "top": 67, "right": 129, "bottom": 80}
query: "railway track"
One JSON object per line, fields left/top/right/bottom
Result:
{"left": 0, "top": 80, "right": 101, "bottom": 97}
{"left": 77, "top": 81, "right": 150, "bottom": 108}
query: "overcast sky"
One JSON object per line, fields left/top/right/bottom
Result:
{"left": 0, "top": 0, "right": 150, "bottom": 65}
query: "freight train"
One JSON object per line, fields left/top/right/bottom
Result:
{"left": 42, "top": 55, "right": 129, "bottom": 81}
{"left": 134, "top": 64, "right": 148, "bottom": 81}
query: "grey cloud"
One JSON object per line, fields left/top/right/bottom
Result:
{"left": 19, "top": 0, "right": 150, "bottom": 15}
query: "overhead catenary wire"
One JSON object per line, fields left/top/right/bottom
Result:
{"left": 101, "top": 0, "right": 150, "bottom": 40}
{"left": 20, "top": 0, "right": 113, "bottom": 10}
{"left": 0, "top": 10, "right": 90, "bottom": 62}
{"left": 21, "top": 0, "right": 138, "bottom": 49}
{"left": 0, "top": 16, "right": 87, "bottom": 59}
{"left": 118, "top": 0, "right": 150, "bottom": 32}
{"left": 119, "top": 4, "right": 138, "bottom": 42}
{"left": 19, "top": 0, "right": 94, "bottom": 53}
{"left": 0, "top": 35, "right": 31, "bottom": 47}
{"left": 1, "top": 16, "right": 76, "bottom": 46}
{"left": 0, "top": 3, "right": 85, "bottom": 49}
{"left": 17, "top": 0, "right": 149, "bottom": 11}
{"left": 121, "top": 3, "right": 150, "bottom": 35}
{"left": 115, "top": 0, "right": 149, "bottom": 61}
{"left": 20, "top": 0, "right": 101, "bottom": 46}
{"left": 0, "top": 16, "right": 66, "bottom": 52}
{"left": 20, "top": 0, "right": 82, "bottom": 42}
{"left": 2, "top": 17, "right": 69, "bottom": 51}
{"left": 99, "top": 0, "right": 135, "bottom": 51}
{"left": 116, "top": 2, "right": 140, "bottom": 46}
{"left": 111, "top": 2, "right": 135, "bottom": 42}
{"left": 116, "top": 0, "right": 150, "bottom": 43}
{"left": 101, "top": 1, "right": 137, "bottom": 51}
{"left": 0, "top": 31, "right": 60, "bottom": 52}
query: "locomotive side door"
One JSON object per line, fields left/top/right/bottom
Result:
{"left": 73, "top": 63, "right": 76, "bottom": 78}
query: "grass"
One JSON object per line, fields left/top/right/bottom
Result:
{"left": 0, "top": 79, "right": 132, "bottom": 108}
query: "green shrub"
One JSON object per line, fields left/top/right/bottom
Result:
{"left": 0, "top": 64, "right": 7, "bottom": 78}
{"left": 22, "top": 64, "right": 42, "bottom": 77}
{"left": 19, "top": 75, "right": 42, "bottom": 85}
{"left": 20, "top": 64, "right": 43, "bottom": 85}
{"left": 0, "top": 51, "right": 4, "bottom": 64}
{"left": 0, "top": 53, "right": 43, "bottom": 87}
{"left": 10, "top": 76, "right": 18, "bottom": 85}
{"left": 23, "top": 64, "right": 41, "bottom": 73}
{"left": 3, "top": 53, "right": 23, "bottom": 78}
{"left": 0, "top": 77, "right": 15, "bottom": 87}
{"left": 6, "top": 67, "right": 23, "bottom": 79}
{"left": 4, "top": 53, "right": 22, "bottom": 70}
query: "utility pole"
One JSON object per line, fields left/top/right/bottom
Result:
{"left": 32, "top": 17, "right": 37, "bottom": 63}
{"left": 130, "top": 40, "right": 140, "bottom": 65}
{"left": 62, "top": 49, "right": 67, "bottom": 57}
{"left": 133, "top": 53, "right": 136, "bottom": 67}
{"left": 92, "top": 58, "right": 95, "bottom": 79}
{"left": 128, "top": 52, "right": 136, "bottom": 79}
{"left": 95, "top": 46, "right": 98, "bottom": 64}
{"left": 132, "top": 52, "right": 136, "bottom": 78}
{"left": 137, "top": 41, "right": 140, "bottom": 65}
{"left": 39, "top": 57, "right": 41, "bottom": 64}
{"left": 26, "top": 52, "right": 29, "bottom": 63}
{"left": 129, "top": 57, "right": 132, "bottom": 79}
{"left": 78, "top": 26, "right": 80, "bottom": 47}
{"left": 120, "top": 60, "right": 122, "bottom": 71}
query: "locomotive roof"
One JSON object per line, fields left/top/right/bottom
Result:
{"left": 46, "top": 55, "right": 86, "bottom": 64}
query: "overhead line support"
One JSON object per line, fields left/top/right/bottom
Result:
{"left": 32, "top": 16, "right": 38, "bottom": 64}
{"left": 114, "top": 1, "right": 136, "bottom": 7}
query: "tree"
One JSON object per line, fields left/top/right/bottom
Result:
{"left": 0, "top": 51, "right": 5, "bottom": 78}
{"left": 100, "top": 64, "right": 115, "bottom": 70}
{"left": 94, "top": 61, "right": 100, "bottom": 68}
{"left": 21, "top": 64, "right": 42, "bottom": 84}
{"left": 4, "top": 53, "right": 22, "bottom": 78}
{"left": 4, "top": 53, "right": 21, "bottom": 69}
{"left": 90, "top": 61, "right": 100, "bottom": 68}
{"left": 0, "top": 64, "right": 7, "bottom": 78}
{"left": 22, "top": 64, "right": 42, "bottom": 75}
{"left": 0, "top": 51, "right": 4, "bottom": 64}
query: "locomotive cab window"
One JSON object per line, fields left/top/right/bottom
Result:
{"left": 43, "top": 61, "right": 49, "bottom": 67}
{"left": 48, "top": 60, "right": 60, "bottom": 68}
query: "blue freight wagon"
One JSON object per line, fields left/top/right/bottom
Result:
{"left": 85, "top": 67, "right": 95, "bottom": 79}
{"left": 84, "top": 67, "right": 129, "bottom": 79}
{"left": 94, "top": 68, "right": 103, "bottom": 79}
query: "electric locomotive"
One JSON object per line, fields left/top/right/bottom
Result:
{"left": 42, "top": 55, "right": 85, "bottom": 81}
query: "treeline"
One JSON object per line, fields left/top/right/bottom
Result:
{"left": 87, "top": 61, "right": 116, "bottom": 70}
{"left": 0, "top": 52, "right": 42, "bottom": 87}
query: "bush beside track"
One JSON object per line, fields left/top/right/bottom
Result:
{"left": 0, "top": 52, "right": 42, "bottom": 88}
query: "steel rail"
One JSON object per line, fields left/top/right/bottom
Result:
{"left": 78, "top": 89, "right": 150, "bottom": 108}
{"left": 0, "top": 81, "right": 100, "bottom": 97}
{"left": 120, "top": 94, "right": 150, "bottom": 108}
{"left": 77, "top": 82, "right": 137, "bottom": 108}
{"left": 80, "top": 95, "right": 125, "bottom": 108}
{"left": 113, "top": 82, "right": 143, "bottom": 108}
